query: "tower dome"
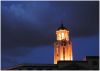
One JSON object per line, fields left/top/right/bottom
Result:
{"left": 57, "top": 23, "right": 69, "bottom": 31}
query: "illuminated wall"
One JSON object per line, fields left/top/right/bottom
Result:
{"left": 56, "top": 30, "right": 69, "bottom": 41}
{"left": 54, "top": 26, "right": 73, "bottom": 64}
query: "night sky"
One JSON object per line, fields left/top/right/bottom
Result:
{"left": 1, "top": 1, "right": 99, "bottom": 69}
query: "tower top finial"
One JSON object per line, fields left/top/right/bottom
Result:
{"left": 61, "top": 21, "right": 64, "bottom": 28}
{"left": 57, "top": 20, "right": 69, "bottom": 31}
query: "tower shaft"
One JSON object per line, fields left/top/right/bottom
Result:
{"left": 54, "top": 40, "right": 73, "bottom": 64}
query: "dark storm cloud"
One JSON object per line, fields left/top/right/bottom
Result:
{"left": 2, "top": 45, "right": 54, "bottom": 69}
{"left": 1, "top": 1, "right": 99, "bottom": 69}
{"left": 1, "top": 1, "right": 99, "bottom": 47}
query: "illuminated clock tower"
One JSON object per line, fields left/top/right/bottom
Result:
{"left": 54, "top": 23, "right": 73, "bottom": 64}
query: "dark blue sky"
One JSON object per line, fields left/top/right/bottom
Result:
{"left": 1, "top": 1, "right": 99, "bottom": 69}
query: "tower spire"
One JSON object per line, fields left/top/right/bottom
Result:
{"left": 61, "top": 20, "right": 64, "bottom": 28}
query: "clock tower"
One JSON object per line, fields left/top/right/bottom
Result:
{"left": 54, "top": 23, "right": 73, "bottom": 64}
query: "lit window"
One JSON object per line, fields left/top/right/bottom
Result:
{"left": 62, "top": 33, "right": 64, "bottom": 39}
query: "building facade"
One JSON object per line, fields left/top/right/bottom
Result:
{"left": 8, "top": 56, "right": 99, "bottom": 70}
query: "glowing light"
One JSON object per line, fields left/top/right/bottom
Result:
{"left": 54, "top": 28, "right": 73, "bottom": 64}
{"left": 56, "top": 30, "right": 69, "bottom": 41}
{"left": 60, "top": 57, "right": 63, "bottom": 60}
{"left": 61, "top": 33, "right": 64, "bottom": 39}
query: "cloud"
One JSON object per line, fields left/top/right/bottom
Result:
{"left": 1, "top": 45, "right": 54, "bottom": 69}
{"left": 1, "top": 1, "right": 99, "bottom": 47}
{"left": 1, "top": 2, "right": 99, "bottom": 69}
